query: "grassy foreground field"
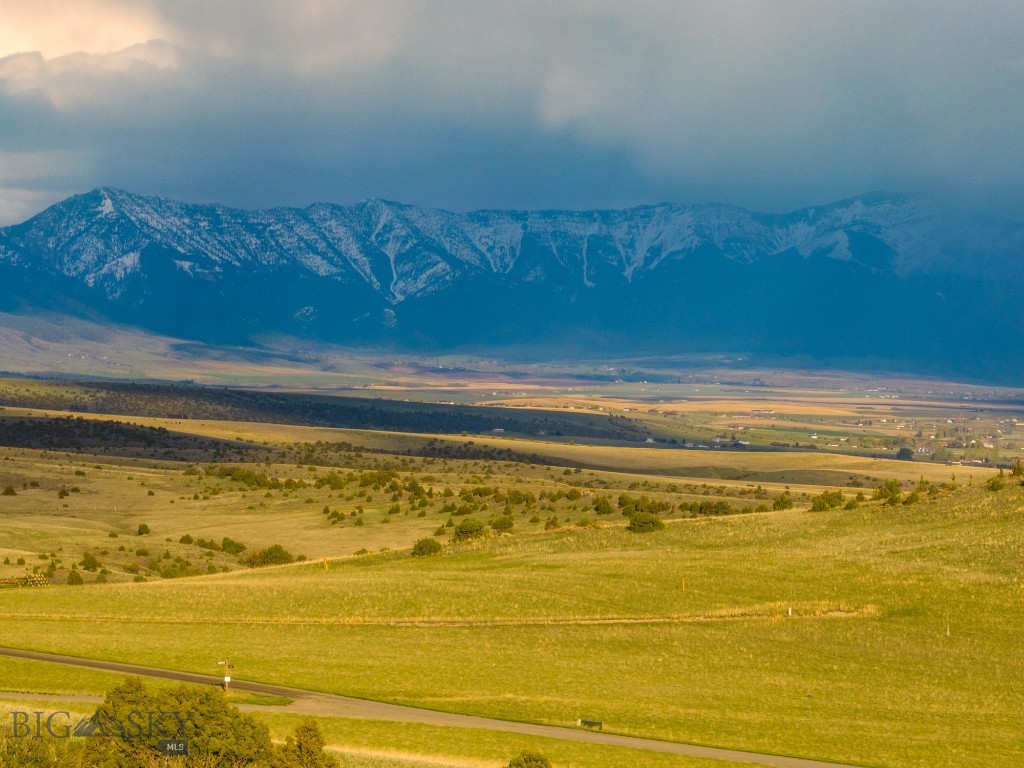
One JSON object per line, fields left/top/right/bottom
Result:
{"left": 1, "top": 483, "right": 1022, "bottom": 767}
{"left": 0, "top": 374, "right": 1021, "bottom": 767}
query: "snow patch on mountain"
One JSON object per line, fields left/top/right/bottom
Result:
{"left": 84, "top": 250, "right": 140, "bottom": 296}
{"left": 97, "top": 192, "right": 115, "bottom": 217}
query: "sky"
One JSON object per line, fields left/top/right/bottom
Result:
{"left": 0, "top": 1, "right": 1022, "bottom": 224}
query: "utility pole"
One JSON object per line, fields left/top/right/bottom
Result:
{"left": 217, "top": 658, "right": 233, "bottom": 691}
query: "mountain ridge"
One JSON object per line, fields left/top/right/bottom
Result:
{"left": 1, "top": 188, "right": 1022, "bottom": 380}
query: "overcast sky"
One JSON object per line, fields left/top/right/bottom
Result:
{"left": 1, "top": 1, "right": 1022, "bottom": 224}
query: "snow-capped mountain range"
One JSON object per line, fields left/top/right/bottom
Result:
{"left": 1, "top": 188, "right": 1022, "bottom": 377}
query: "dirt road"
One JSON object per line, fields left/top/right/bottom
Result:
{"left": 0, "top": 646, "right": 867, "bottom": 768}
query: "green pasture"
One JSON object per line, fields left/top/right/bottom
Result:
{"left": 1, "top": 486, "right": 1021, "bottom": 767}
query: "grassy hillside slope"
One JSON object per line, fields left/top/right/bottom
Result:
{"left": 1, "top": 485, "right": 1021, "bottom": 767}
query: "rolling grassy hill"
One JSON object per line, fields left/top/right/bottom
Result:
{"left": 1, "top": 477, "right": 1021, "bottom": 766}
{"left": 0, "top": 383, "right": 1019, "bottom": 767}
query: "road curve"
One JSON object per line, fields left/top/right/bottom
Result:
{"left": 0, "top": 646, "right": 867, "bottom": 768}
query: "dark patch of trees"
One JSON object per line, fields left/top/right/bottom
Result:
{"left": 0, "top": 379, "right": 651, "bottom": 442}
{"left": 0, "top": 415, "right": 262, "bottom": 461}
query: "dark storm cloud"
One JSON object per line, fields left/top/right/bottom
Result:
{"left": 1, "top": 1, "right": 1022, "bottom": 223}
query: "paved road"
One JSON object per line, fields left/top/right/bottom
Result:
{"left": 0, "top": 646, "right": 867, "bottom": 768}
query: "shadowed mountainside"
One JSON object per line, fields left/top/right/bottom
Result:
{"left": 1, "top": 189, "right": 1022, "bottom": 379}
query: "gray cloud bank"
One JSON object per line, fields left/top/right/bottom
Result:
{"left": 1, "top": 1, "right": 1023, "bottom": 224}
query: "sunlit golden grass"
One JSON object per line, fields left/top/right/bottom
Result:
{"left": 260, "top": 714, "right": 753, "bottom": 768}
{"left": 0, "top": 382, "right": 1019, "bottom": 767}
{"left": 1, "top": 486, "right": 1021, "bottom": 767}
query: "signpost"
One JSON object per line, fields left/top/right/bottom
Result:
{"left": 217, "top": 659, "right": 234, "bottom": 691}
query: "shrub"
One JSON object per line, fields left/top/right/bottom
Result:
{"left": 137, "top": 523, "right": 151, "bottom": 536}
{"left": 872, "top": 478, "right": 902, "bottom": 504}
{"left": 772, "top": 492, "right": 794, "bottom": 510}
{"left": 682, "top": 499, "right": 733, "bottom": 516}
{"left": 453, "top": 518, "right": 485, "bottom": 541}
{"left": 411, "top": 538, "right": 443, "bottom": 557}
{"left": 243, "top": 544, "right": 295, "bottom": 567}
{"left": 221, "top": 537, "right": 247, "bottom": 555}
{"left": 508, "top": 752, "right": 552, "bottom": 768}
{"left": 66, "top": 570, "right": 83, "bottom": 586}
{"left": 79, "top": 553, "right": 101, "bottom": 572}
{"left": 274, "top": 717, "right": 338, "bottom": 767}
{"left": 179, "top": 534, "right": 194, "bottom": 544}
{"left": 92, "top": 677, "right": 277, "bottom": 766}
{"left": 819, "top": 493, "right": 843, "bottom": 512}
{"left": 809, "top": 490, "right": 845, "bottom": 511}
{"left": 618, "top": 494, "right": 671, "bottom": 517}
{"left": 1, "top": 485, "right": 15, "bottom": 496}
{"left": 491, "top": 515, "right": 514, "bottom": 532}
{"left": 986, "top": 476, "right": 1005, "bottom": 492}
{"left": 627, "top": 511, "right": 665, "bottom": 533}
